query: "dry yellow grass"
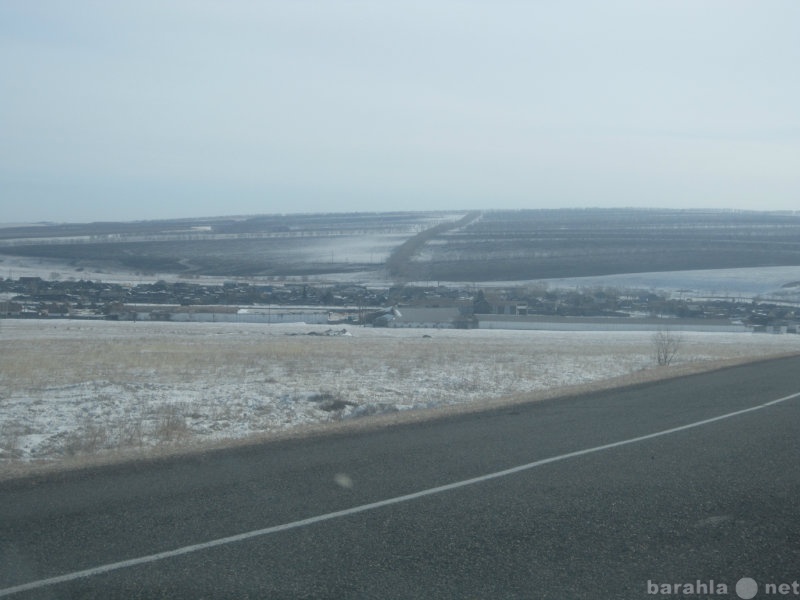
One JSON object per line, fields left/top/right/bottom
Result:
{"left": 1, "top": 320, "right": 798, "bottom": 480}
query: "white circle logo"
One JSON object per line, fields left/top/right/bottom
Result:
{"left": 736, "top": 577, "right": 758, "bottom": 599}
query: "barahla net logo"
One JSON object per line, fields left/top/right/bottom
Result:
{"left": 647, "top": 577, "right": 800, "bottom": 598}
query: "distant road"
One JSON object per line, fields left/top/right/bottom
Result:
{"left": 2, "top": 356, "right": 800, "bottom": 598}
{"left": 386, "top": 210, "right": 482, "bottom": 279}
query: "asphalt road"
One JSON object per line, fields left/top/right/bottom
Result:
{"left": 2, "top": 356, "right": 800, "bottom": 599}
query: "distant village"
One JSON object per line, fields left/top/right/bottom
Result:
{"left": 1, "top": 276, "right": 798, "bottom": 333}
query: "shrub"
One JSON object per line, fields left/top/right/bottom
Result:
{"left": 653, "top": 329, "right": 681, "bottom": 366}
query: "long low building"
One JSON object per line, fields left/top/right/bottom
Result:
{"left": 476, "top": 315, "right": 749, "bottom": 332}
{"left": 117, "top": 304, "right": 330, "bottom": 324}
{"left": 383, "top": 307, "right": 465, "bottom": 328}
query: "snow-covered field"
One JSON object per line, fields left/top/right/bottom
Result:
{"left": 541, "top": 265, "right": 800, "bottom": 302}
{"left": 1, "top": 319, "right": 798, "bottom": 472}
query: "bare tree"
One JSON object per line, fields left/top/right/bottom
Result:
{"left": 653, "top": 329, "right": 681, "bottom": 366}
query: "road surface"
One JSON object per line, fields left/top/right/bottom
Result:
{"left": 2, "top": 356, "right": 800, "bottom": 598}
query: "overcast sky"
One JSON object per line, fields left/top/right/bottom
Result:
{"left": 2, "top": 1, "right": 799, "bottom": 223}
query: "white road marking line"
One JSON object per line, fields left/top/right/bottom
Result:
{"left": 3, "top": 390, "right": 800, "bottom": 597}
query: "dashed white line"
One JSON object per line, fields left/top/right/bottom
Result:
{"left": 2, "top": 390, "right": 799, "bottom": 597}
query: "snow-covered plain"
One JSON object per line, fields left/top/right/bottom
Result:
{"left": 1, "top": 319, "right": 798, "bottom": 471}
